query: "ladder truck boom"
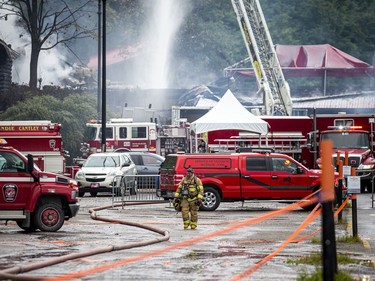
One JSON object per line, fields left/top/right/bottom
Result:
{"left": 231, "top": 0, "right": 292, "bottom": 116}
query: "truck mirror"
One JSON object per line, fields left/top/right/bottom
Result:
{"left": 306, "top": 133, "right": 312, "bottom": 149}
{"left": 27, "top": 154, "right": 34, "bottom": 173}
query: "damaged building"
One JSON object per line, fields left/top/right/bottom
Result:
{"left": 0, "top": 39, "right": 17, "bottom": 93}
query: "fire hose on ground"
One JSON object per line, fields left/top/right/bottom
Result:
{"left": 0, "top": 190, "right": 349, "bottom": 280}
{"left": 0, "top": 201, "right": 170, "bottom": 281}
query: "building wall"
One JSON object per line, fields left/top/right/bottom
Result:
{"left": 0, "top": 44, "right": 13, "bottom": 93}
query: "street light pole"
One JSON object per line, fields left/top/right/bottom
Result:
{"left": 97, "top": 0, "right": 102, "bottom": 118}
{"left": 101, "top": 0, "right": 107, "bottom": 152}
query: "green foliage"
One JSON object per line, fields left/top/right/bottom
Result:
{"left": 287, "top": 252, "right": 359, "bottom": 265}
{"left": 0, "top": 91, "right": 97, "bottom": 164}
{"left": 297, "top": 269, "right": 354, "bottom": 281}
{"left": 337, "top": 235, "right": 362, "bottom": 243}
{"left": 263, "top": 0, "right": 375, "bottom": 63}
{"left": 162, "top": 0, "right": 246, "bottom": 86}
{"left": 103, "top": 0, "right": 375, "bottom": 87}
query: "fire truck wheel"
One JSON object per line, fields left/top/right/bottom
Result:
{"left": 34, "top": 202, "right": 65, "bottom": 232}
{"left": 200, "top": 186, "right": 220, "bottom": 211}
{"left": 16, "top": 220, "right": 37, "bottom": 232}
{"left": 90, "top": 191, "right": 98, "bottom": 197}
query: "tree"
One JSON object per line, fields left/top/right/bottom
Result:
{"left": 0, "top": 92, "right": 97, "bottom": 163}
{"left": 0, "top": 0, "right": 96, "bottom": 88}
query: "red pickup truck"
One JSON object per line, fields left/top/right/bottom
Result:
{"left": 0, "top": 139, "right": 79, "bottom": 232}
{"left": 160, "top": 151, "right": 341, "bottom": 211}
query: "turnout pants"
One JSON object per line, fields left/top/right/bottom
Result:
{"left": 181, "top": 198, "right": 199, "bottom": 229}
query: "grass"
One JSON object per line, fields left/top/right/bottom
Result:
{"left": 297, "top": 269, "right": 354, "bottom": 281}
{"left": 337, "top": 235, "right": 362, "bottom": 243}
{"left": 287, "top": 252, "right": 358, "bottom": 266}
{"left": 311, "top": 234, "right": 362, "bottom": 244}
{"left": 288, "top": 252, "right": 359, "bottom": 281}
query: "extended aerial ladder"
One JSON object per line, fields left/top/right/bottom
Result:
{"left": 231, "top": 0, "right": 292, "bottom": 116}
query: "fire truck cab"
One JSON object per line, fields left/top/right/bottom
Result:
{"left": 82, "top": 118, "right": 157, "bottom": 157}
{"left": 310, "top": 123, "right": 375, "bottom": 193}
{"left": 0, "top": 120, "right": 66, "bottom": 174}
{"left": 0, "top": 138, "right": 79, "bottom": 232}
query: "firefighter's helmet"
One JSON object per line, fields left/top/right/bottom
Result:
{"left": 173, "top": 199, "right": 181, "bottom": 212}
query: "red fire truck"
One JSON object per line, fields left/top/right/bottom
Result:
{"left": 0, "top": 138, "right": 79, "bottom": 232}
{"left": 0, "top": 120, "right": 67, "bottom": 175}
{"left": 205, "top": 113, "right": 375, "bottom": 192}
{"left": 81, "top": 118, "right": 158, "bottom": 156}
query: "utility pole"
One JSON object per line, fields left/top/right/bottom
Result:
{"left": 101, "top": 0, "right": 107, "bottom": 152}
{"left": 97, "top": 0, "right": 102, "bottom": 118}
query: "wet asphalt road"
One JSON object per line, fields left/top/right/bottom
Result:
{"left": 0, "top": 194, "right": 374, "bottom": 280}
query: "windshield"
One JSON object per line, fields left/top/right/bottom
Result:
{"left": 84, "top": 155, "right": 120, "bottom": 167}
{"left": 84, "top": 127, "right": 97, "bottom": 141}
{"left": 321, "top": 132, "right": 369, "bottom": 149}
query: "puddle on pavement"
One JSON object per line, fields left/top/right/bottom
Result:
{"left": 183, "top": 249, "right": 265, "bottom": 260}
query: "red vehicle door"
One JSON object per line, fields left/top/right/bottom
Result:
{"left": 269, "top": 156, "right": 314, "bottom": 199}
{"left": 0, "top": 151, "right": 33, "bottom": 210}
{"left": 240, "top": 156, "right": 271, "bottom": 199}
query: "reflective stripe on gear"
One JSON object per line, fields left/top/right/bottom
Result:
{"left": 184, "top": 220, "right": 190, "bottom": 229}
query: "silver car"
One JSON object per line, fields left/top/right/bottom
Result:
{"left": 75, "top": 152, "right": 137, "bottom": 197}
{"left": 121, "top": 152, "right": 165, "bottom": 189}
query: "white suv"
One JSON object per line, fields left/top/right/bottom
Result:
{"left": 75, "top": 152, "right": 137, "bottom": 197}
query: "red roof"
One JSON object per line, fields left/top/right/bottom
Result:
{"left": 239, "top": 44, "right": 375, "bottom": 77}
{"left": 87, "top": 43, "right": 143, "bottom": 69}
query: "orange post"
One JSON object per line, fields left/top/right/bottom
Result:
{"left": 336, "top": 151, "right": 341, "bottom": 167}
{"left": 337, "top": 160, "right": 343, "bottom": 221}
{"left": 320, "top": 140, "right": 337, "bottom": 280}
{"left": 344, "top": 151, "right": 349, "bottom": 166}
{"left": 321, "top": 140, "right": 335, "bottom": 202}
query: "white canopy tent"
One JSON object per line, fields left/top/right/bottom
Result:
{"left": 190, "top": 89, "right": 269, "bottom": 152}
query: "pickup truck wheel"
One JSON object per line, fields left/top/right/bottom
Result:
{"left": 201, "top": 186, "right": 220, "bottom": 211}
{"left": 34, "top": 202, "right": 65, "bottom": 232}
{"left": 16, "top": 220, "right": 37, "bottom": 232}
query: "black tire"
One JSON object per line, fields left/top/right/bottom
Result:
{"left": 302, "top": 187, "right": 320, "bottom": 211}
{"left": 78, "top": 190, "right": 85, "bottom": 197}
{"left": 363, "top": 180, "right": 373, "bottom": 193}
{"left": 90, "top": 191, "right": 98, "bottom": 197}
{"left": 129, "top": 177, "right": 137, "bottom": 195}
{"left": 34, "top": 202, "right": 65, "bottom": 232}
{"left": 130, "top": 185, "right": 137, "bottom": 195}
{"left": 200, "top": 186, "right": 220, "bottom": 211}
{"left": 16, "top": 220, "right": 37, "bottom": 232}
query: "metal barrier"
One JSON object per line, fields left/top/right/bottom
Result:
{"left": 372, "top": 175, "right": 375, "bottom": 208}
{"left": 111, "top": 174, "right": 165, "bottom": 207}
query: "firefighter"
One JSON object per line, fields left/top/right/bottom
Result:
{"left": 174, "top": 167, "right": 204, "bottom": 229}
{"left": 198, "top": 139, "right": 207, "bottom": 153}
